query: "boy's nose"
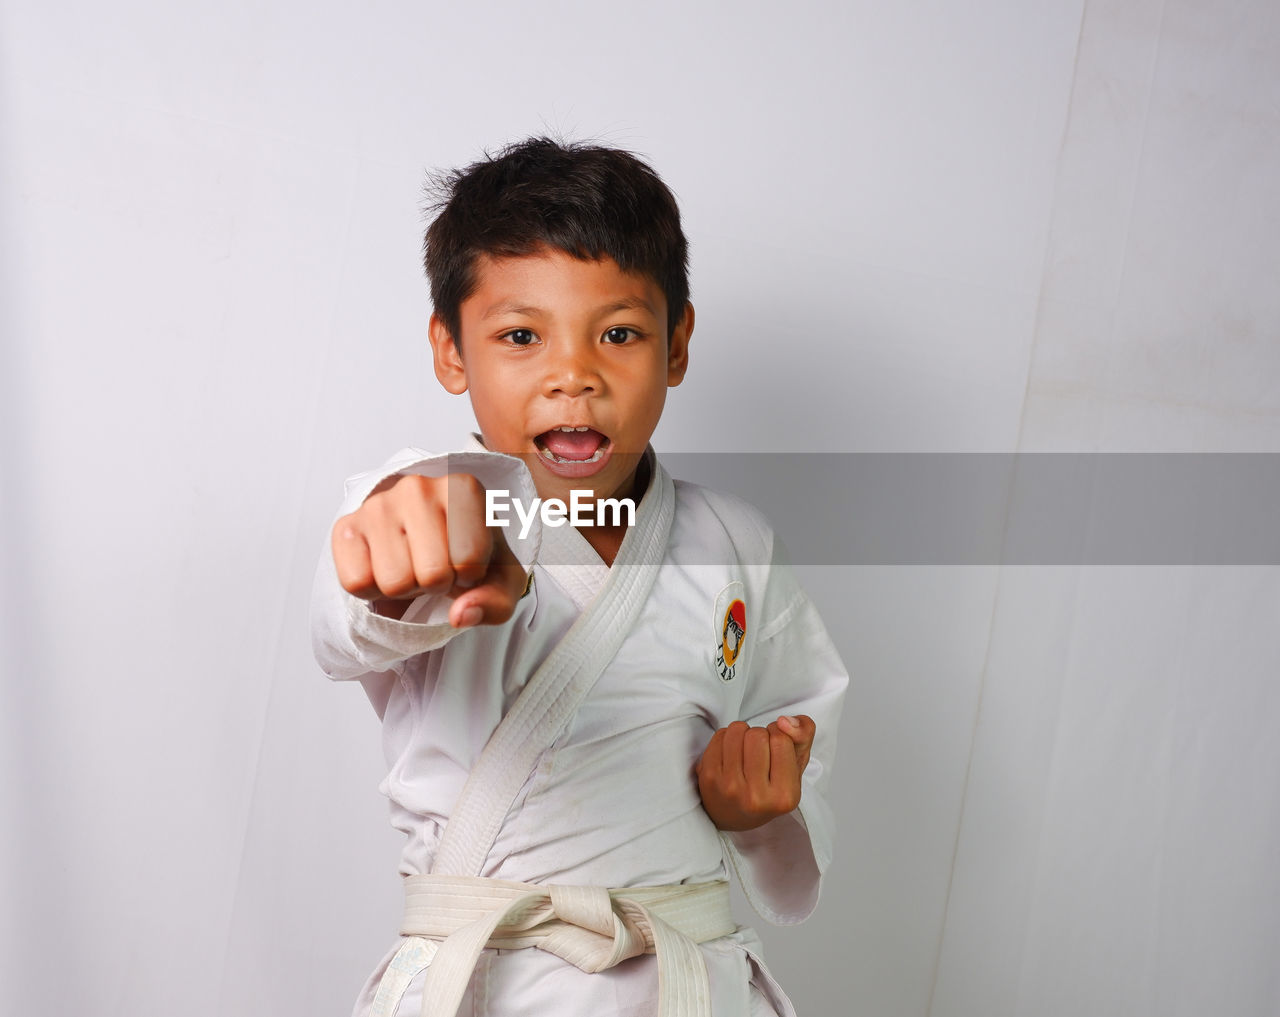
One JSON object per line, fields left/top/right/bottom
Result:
{"left": 542, "top": 346, "right": 602, "bottom": 398}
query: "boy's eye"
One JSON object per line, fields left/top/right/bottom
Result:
{"left": 503, "top": 329, "right": 537, "bottom": 346}
{"left": 603, "top": 327, "right": 639, "bottom": 344}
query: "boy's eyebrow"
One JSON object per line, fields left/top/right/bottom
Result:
{"left": 480, "top": 296, "right": 659, "bottom": 320}
{"left": 597, "top": 296, "right": 659, "bottom": 316}
{"left": 481, "top": 301, "right": 542, "bottom": 320}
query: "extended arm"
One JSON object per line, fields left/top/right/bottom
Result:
{"left": 310, "top": 446, "right": 542, "bottom": 691}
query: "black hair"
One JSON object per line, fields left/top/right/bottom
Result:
{"left": 423, "top": 137, "right": 690, "bottom": 342}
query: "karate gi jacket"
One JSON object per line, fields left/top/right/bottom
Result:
{"left": 311, "top": 442, "right": 849, "bottom": 1017}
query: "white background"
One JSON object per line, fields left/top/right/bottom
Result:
{"left": 3, "top": 1, "right": 1278, "bottom": 1015}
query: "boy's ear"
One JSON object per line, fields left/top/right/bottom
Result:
{"left": 666, "top": 302, "right": 694, "bottom": 387}
{"left": 428, "top": 313, "right": 468, "bottom": 394}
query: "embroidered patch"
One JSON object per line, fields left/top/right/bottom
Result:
{"left": 713, "top": 584, "right": 748, "bottom": 682}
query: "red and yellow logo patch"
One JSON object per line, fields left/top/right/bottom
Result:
{"left": 716, "top": 598, "right": 747, "bottom": 681}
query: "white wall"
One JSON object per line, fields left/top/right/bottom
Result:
{"left": 3, "top": 1, "right": 1277, "bottom": 1015}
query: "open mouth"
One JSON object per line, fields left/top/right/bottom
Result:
{"left": 533, "top": 425, "right": 611, "bottom": 464}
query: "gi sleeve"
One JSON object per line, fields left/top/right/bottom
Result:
{"left": 723, "top": 533, "right": 848, "bottom": 926}
{"left": 309, "top": 446, "right": 542, "bottom": 699}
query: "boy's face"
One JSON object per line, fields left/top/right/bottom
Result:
{"left": 428, "top": 248, "right": 693, "bottom": 507}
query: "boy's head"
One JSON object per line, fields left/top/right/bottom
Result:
{"left": 423, "top": 137, "right": 690, "bottom": 343}
{"left": 421, "top": 138, "right": 694, "bottom": 512}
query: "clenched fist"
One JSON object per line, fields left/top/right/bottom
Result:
{"left": 331, "top": 472, "right": 527, "bottom": 628}
{"left": 696, "top": 715, "right": 816, "bottom": 831}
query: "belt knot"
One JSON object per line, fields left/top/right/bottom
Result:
{"left": 545, "top": 884, "right": 648, "bottom": 971}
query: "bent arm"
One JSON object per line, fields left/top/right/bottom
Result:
{"left": 723, "top": 542, "right": 848, "bottom": 925}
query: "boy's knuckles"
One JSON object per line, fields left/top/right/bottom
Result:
{"left": 375, "top": 569, "right": 421, "bottom": 599}
{"left": 395, "top": 473, "right": 437, "bottom": 499}
{"left": 744, "top": 728, "right": 770, "bottom": 750}
{"left": 412, "top": 562, "right": 455, "bottom": 592}
{"left": 338, "top": 569, "right": 372, "bottom": 594}
{"left": 360, "top": 489, "right": 395, "bottom": 520}
{"left": 332, "top": 549, "right": 372, "bottom": 588}
{"left": 336, "top": 568, "right": 375, "bottom": 597}
{"left": 383, "top": 475, "right": 447, "bottom": 517}
{"left": 446, "top": 473, "right": 485, "bottom": 500}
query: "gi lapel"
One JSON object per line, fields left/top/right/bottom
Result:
{"left": 431, "top": 453, "right": 675, "bottom": 877}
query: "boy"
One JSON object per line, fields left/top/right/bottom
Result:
{"left": 312, "top": 138, "right": 848, "bottom": 1017}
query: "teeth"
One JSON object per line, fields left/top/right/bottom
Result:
{"left": 551, "top": 425, "right": 590, "bottom": 432}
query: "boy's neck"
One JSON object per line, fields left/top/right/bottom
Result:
{"left": 580, "top": 524, "right": 626, "bottom": 568}
{"left": 573, "top": 454, "right": 650, "bottom": 568}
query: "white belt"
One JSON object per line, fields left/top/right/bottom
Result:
{"left": 370, "top": 875, "right": 736, "bottom": 1017}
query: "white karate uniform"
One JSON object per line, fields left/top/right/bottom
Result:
{"left": 311, "top": 440, "right": 849, "bottom": 1017}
